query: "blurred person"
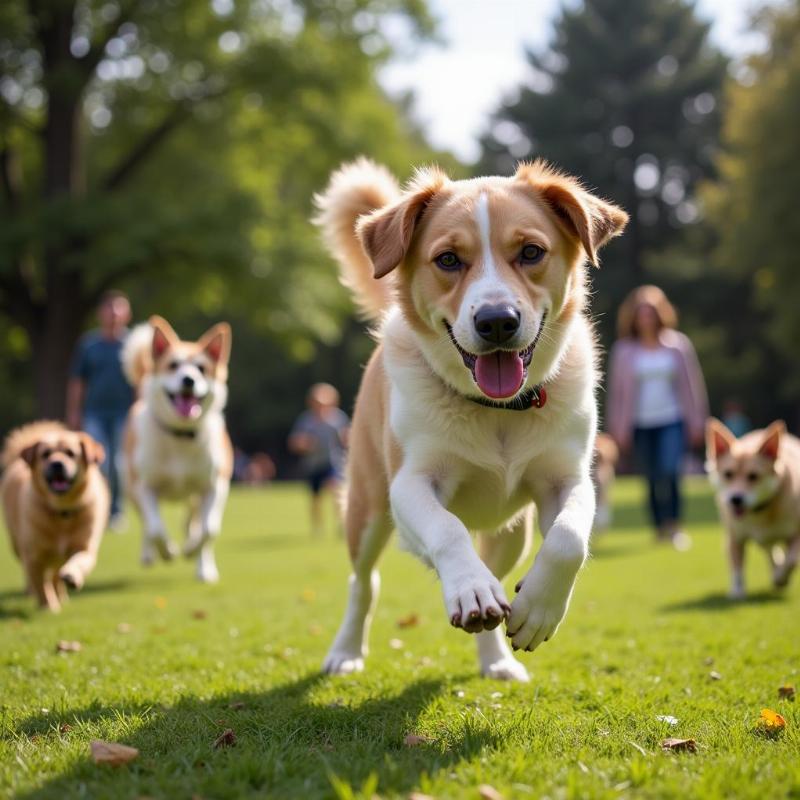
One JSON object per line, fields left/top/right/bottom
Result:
{"left": 66, "top": 290, "right": 134, "bottom": 530}
{"left": 288, "top": 383, "right": 349, "bottom": 535}
{"left": 245, "top": 452, "right": 276, "bottom": 485}
{"left": 721, "top": 398, "right": 751, "bottom": 439}
{"left": 607, "top": 285, "right": 708, "bottom": 550}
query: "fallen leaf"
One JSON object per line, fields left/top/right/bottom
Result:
{"left": 308, "top": 623, "right": 322, "bottom": 637}
{"left": 229, "top": 702, "right": 246, "bottom": 710}
{"left": 778, "top": 685, "right": 796, "bottom": 701}
{"left": 757, "top": 708, "right": 786, "bottom": 737}
{"left": 300, "top": 588, "right": 316, "bottom": 603}
{"left": 478, "top": 785, "right": 504, "bottom": 800}
{"left": 59, "top": 723, "right": 72, "bottom": 734}
{"left": 90, "top": 740, "right": 139, "bottom": 766}
{"left": 709, "top": 671, "right": 722, "bottom": 680}
{"left": 661, "top": 737, "right": 697, "bottom": 753}
{"left": 213, "top": 728, "right": 236, "bottom": 749}
{"left": 56, "top": 640, "right": 81, "bottom": 653}
{"left": 116, "top": 623, "right": 132, "bottom": 634}
{"left": 396, "top": 613, "right": 420, "bottom": 629}
{"left": 389, "top": 638, "right": 404, "bottom": 650}
{"left": 192, "top": 610, "right": 207, "bottom": 620}
{"left": 656, "top": 715, "right": 679, "bottom": 726}
{"left": 154, "top": 596, "right": 167, "bottom": 609}
{"left": 403, "top": 733, "right": 433, "bottom": 747}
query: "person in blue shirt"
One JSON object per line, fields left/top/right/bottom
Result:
{"left": 66, "top": 290, "right": 134, "bottom": 529}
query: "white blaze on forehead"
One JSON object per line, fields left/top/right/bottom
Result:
{"left": 475, "top": 192, "right": 496, "bottom": 273}
{"left": 465, "top": 191, "right": 511, "bottom": 308}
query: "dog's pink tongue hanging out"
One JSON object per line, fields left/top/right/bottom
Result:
{"left": 474, "top": 351, "right": 524, "bottom": 399}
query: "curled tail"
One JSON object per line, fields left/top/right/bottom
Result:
{"left": 121, "top": 323, "right": 154, "bottom": 388}
{"left": 2, "top": 421, "right": 66, "bottom": 469}
{"left": 314, "top": 157, "right": 399, "bottom": 321}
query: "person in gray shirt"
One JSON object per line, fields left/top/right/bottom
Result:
{"left": 288, "top": 383, "right": 349, "bottom": 536}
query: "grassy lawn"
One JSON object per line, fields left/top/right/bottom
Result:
{"left": 1, "top": 478, "right": 799, "bottom": 799}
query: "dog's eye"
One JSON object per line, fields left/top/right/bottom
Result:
{"left": 196, "top": 363, "right": 206, "bottom": 375}
{"left": 63, "top": 449, "right": 74, "bottom": 459}
{"left": 41, "top": 449, "right": 52, "bottom": 459}
{"left": 168, "top": 360, "right": 180, "bottom": 371}
{"left": 434, "top": 251, "right": 462, "bottom": 271}
{"left": 723, "top": 469, "right": 734, "bottom": 480}
{"left": 746, "top": 472, "right": 759, "bottom": 483}
{"left": 519, "top": 244, "right": 546, "bottom": 265}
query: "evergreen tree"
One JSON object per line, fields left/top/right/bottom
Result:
{"left": 479, "top": 0, "right": 727, "bottom": 335}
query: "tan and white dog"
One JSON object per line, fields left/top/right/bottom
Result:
{"left": 706, "top": 418, "right": 800, "bottom": 598}
{"left": 1, "top": 421, "right": 109, "bottom": 611}
{"left": 314, "top": 158, "right": 627, "bottom": 680}
{"left": 121, "top": 316, "right": 233, "bottom": 583}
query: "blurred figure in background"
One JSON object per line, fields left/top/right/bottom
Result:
{"left": 721, "top": 398, "right": 751, "bottom": 438}
{"left": 288, "top": 383, "right": 349, "bottom": 535}
{"left": 65, "top": 290, "right": 134, "bottom": 530}
{"left": 607, "top": 285, "right": 708, "bottom": 550}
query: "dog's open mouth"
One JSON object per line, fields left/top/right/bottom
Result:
{"left": 47, "top": 475, "right": 73, "bottom": 494}
{"left": 167, "top": 389, "right": 204, "bottom": 419}
{"left": 445, "top": 312, "right": 547, "bottom": 399}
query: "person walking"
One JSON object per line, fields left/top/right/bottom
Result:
{"left": 66, "top": 290, "right": 134, "bottom": 530}
{"left": 288, "top": 383, "right": 349, "bottom": 536}
{"left": 607, "top": 285, "right": 708, "bottom": 549}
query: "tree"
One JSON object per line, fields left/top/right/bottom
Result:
{"left": 0, "top": 0, "right": 432, "bottom": 418}
{"left": 702, "top": 1, "right": 800, "bottom": 425}
{"left": 479, "top": 0, "right": 727, "bottom": 336}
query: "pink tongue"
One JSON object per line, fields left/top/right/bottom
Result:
{"left": 474, "top": 351, "right": 524, "bottom": 399}
{"left": 175, "top": 395, "right": 199, "bottom": 418}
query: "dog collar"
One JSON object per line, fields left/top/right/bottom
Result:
{"left": 155, "top": 419, "right": 197, "bottom": 439}
{"left": 465, "top": 384, "right": 548, "bottom": 411}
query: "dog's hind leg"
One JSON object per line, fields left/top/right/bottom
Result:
{"left": 475, "top": 509, "right": 533, "bottom": 682}
{"left": 183, "top": 495, "right": 203, "bottom": 555}
{"left": 323, "top": 506, "right": 392, "bottom": 675}
{"left": 135, "top": 483, "right": 178, "bottom": 563}
{"left": 184, "top": 476, "right": 229, "bottom": 558}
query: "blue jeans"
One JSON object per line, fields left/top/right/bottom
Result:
{"left": 83, "top": 412, "right": 127, "bottom": 517}
{"left": 633, "top": 420, "right": 685, "bottom": 530}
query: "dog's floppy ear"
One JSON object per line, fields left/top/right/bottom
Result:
{"left": 357, "top": 166, "right": 448, "bottom": 279}
{"left": 758, "top": 420, "right": 785, "bottom": 461}
{"left": 20, "top": 442, "right": 39, "bottom": 467}
{"left": 149, "top": 315, "right": 179, "bottom": 361}
{"left": 79, "top": 434, "right": 106, "bottom": 466}
{"left": 706, "top": 418, "right": 736, "bottom": 461}
{"left": 198, "top": 322, "right": 232, "bottom": 366}
{"left": 516, "top": 161, "right": 627, "bottom": 266}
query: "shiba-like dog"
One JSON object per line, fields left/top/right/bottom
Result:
{"left": 121, "top": 316, "right": 233, "bottom": 582}
{"left": 706, "top": 418, "right": 800, "bottom": 598}
{"left": 1, "top": 421, "right": 109, "bottom": 611}
{"left": 314, "top": 158, "right": 626, "bottom": 680}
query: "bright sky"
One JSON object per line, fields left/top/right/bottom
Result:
{"left": 379, "top": 0, "right": 769, "bottom": 163}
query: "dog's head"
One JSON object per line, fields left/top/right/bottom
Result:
{"left": 706, "top": 418, "right": 784, "bottom": 517}
{"left": 356, "top": 160, "right": 627, "bottom": 399}
{"left": 147, "top": 316, "right": 231, "bottom": 427}
{"left": 22, "top": 430, "right": 105, "bottom": 499}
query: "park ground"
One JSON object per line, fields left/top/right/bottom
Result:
{"left": 1, "top": 478, "right": 799, "bottom": 799}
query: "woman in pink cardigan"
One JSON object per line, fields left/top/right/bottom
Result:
{"left": 607, "top": 286, "right": 708, "bottom": 549}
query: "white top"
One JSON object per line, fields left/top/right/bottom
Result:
{"left": 634, "top": 346, "right": 681, "bottom": 428}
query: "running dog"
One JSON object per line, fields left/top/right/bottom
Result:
{"left": 121, "top": 316, "right": 233, "bottom": 583}
{"left": 706, "top": 418, "right": 800, "bottom": 598}
{"left": 1, "top": 421, "right": 109, "bottom": 611}
{"left": 314, "top": 158, "right": 627, "bottom": 680}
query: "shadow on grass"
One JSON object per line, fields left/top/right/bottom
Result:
{"left": 14, "top": 672, "right": 498, "bottom": 799}
{"left": 661, "top": 590, "right": 787, "bottom": 613}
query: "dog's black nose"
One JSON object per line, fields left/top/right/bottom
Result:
{"left": 48, "top": 461, "right": 66, "bottom": 478}
{"left": 181, "top": 375, "right": 195, "bottom": 390}
{"left": 474, "top": 304, "right": 521, "bottom": 344}
{"left": 730, "top": 494, "right": 745, "bottom": 508}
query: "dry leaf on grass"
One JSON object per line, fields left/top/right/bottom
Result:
{"left": 90, "top": 740, "right": 139, "bottom": 766}
{"left": 300, "top": 588, "right": 316, "bottom": 603}
{"left": 756, "top": 708, "right": 786, "bottom": 737}
{"left": 396, "top": 613, "right": 420, "bottom": 629}
{"left": 59, "top": 723, "right": 72, "bottom": 734}
{"left": 154, "top": 596, "right": 167, "bottom": 609}
{"left": 213, "top": 728, "right": 236, "bottom": 749}
{"left": 478, "top": 785, "right": 504, "bottom": 800}
{"left": 403, "top": 734, "right": 433, "bottom": 747}
{"left": 661, "top": 737, "right": 697, "bottom": 753}
{"left": 116, "top": 622, "right": 131, "bottom": 634}
{"left": 56, "top": 640, "right": 81, "bottom": 653}
{"left": 778, "top": 685, "right": 796, "bottom": 701}
{"left": 192, "top": 610, "right": 207, "bottom": 620}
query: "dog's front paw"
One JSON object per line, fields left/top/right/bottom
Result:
{"left": 773, "top": 562, "right": 795, "bottom": 589}
{"left": 58, "top": 567, "right": 83, "bottom": 591}
{"left": 506, "top": 576, "right": 571, "bottom": 652}
{"left": 441, "top": 565, "right": 511, "bottom": 634}
{"left": 322, "top": 649, "right": 365, "bottom": 675}
{"left": 482, "top": 655, "right": 530, "bottom": 682}
{"left": 147, "top": 530, "right": 178, "bottom": 561}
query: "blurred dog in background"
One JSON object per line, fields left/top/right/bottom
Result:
{"left": 706, "top": 418, "right": 800, "bottom": 598}
{"left": 122, "top": 316, "right": 233, "bottom": 583}
{"left": 1, "top": 422, "right": 108, "bottom": 611}
{"left": 593, "top": 432, "right": 619, "bottom": 531}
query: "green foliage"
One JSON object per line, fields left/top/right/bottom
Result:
{"left": 2, "top": 480, "right": 800, "bottom": 798}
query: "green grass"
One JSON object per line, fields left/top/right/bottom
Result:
{"left": 1, "top": 478, "right": 799, "bottom": 799}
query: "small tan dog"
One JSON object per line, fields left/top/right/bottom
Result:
{"left": 1, "top": 421, "right": 109, "bottom": 611}
{"left": 122, "top": 316, "right": 233, "bottom": 583}
{"left": 315, "top": 158, "right": 626, "bottom": 680}
{"left": 706, "top": 418, "right": 800, "bottom": 598}
{"left": 593, "top": 432, "right": 619, "bottom": 531}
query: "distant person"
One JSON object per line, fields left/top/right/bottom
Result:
{"left": 288, "top": 383, "right": 349, "bottom": 535}
{"left": 66, "top": 290, "right": 134, "bottom": 530}
{"left": 721, "top": 398, "right": 751, "bottom": 438}
{"left": 607, "top": 285, "right": 708, "bottom": 550}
